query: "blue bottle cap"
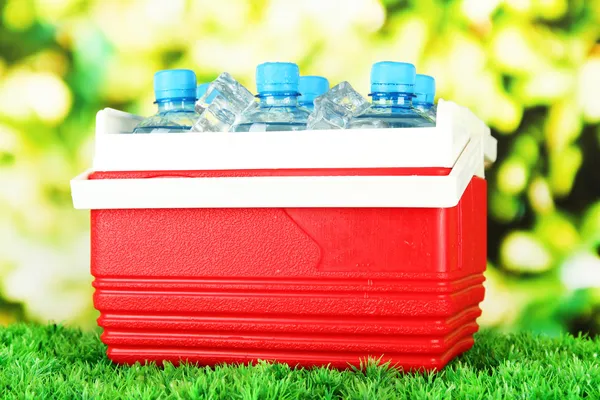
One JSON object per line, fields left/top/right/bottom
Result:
{"left": 415, "top": 74, "right": 435, "bottom": 104}
{"left": 256, "top": 62, "right": 299, "bottom": 94}
{"left": 298, "top": 76, "right": 329, "bottom": 104}
{"left": 196, "top": 83, "right": 210, "bottom": 100}
{"left": 370, "top": 61, "right": 416, "bottom": 94}
{"left": 154, "top": 69, "right": 197, "bottom": 102}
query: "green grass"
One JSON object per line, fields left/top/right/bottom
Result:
{"left": 0, "top": 324, "right": 599, "bottom": 399}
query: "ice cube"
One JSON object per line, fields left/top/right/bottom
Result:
{"left": 198, "top": 72, "right": 255, "bottom": 114}
{"left": 192, "top": 72, "right": 257, "bottom": 132}
{"left": 191, "top": 95, "right": 237, "bottom": 132}
{"left": 307, "top": 81, "right": 370, "bottom": 130}
{"left": 194, "top": 101, "right": 206, "bottom": 115}
{"left": 307, "top": 100, "right": 348, "bottom": 129}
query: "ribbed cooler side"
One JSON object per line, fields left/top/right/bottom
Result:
{"left": 96, "top": 278, "right": 483, "bottom": 370}
{"left": 93, "top": 290, "right": 484, "bottom": 371}
{"left": 90, "top": 176, "right": 487, "bottom": 371}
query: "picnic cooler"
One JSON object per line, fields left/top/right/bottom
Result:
{"left": 71, "top": 99, "right": 497, "bottom": 371}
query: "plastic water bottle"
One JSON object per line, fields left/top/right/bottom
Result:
{"left": 232, "top": 62, "right": 310, "bottom": 132}
{"left": 298, "top": 76, "right": 329, "bottom": 111}
{"left": 133, "top": 69, "right": 198, "bottom": 133}
{"left": 196, "top": 83, "right": 209, "bottom": 100}
{"left": 414, "top": 74, "right": 436, "bottom": 121}
{"left": 350, "top": 62, "right": 434, "bottom": 129}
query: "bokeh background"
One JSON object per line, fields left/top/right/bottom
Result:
{"left": 0, "top": 0, "right": 599, "bottom": 335}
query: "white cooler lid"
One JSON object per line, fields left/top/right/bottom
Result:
{"left": 71, "top": 99, "right": 496, "bottom": 210}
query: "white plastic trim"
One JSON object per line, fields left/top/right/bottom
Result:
{"left": 91, "top": 99, "right": 493, "bottom": 172}
{"left": 71, "top": 137, "right": 483, "bottom": 210}
{"left": 95, "top": 107, "right": 143, "bottom": 135}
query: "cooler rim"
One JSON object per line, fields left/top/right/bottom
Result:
{"left": 71, "top": 136, "right": 483, "bottom": 209}
{"left": 91, "top": 99, "right": 496, "bottom": 172}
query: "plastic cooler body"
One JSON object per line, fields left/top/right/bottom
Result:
{"left": 72, "top": 100, "right": 496, "bottom": 371}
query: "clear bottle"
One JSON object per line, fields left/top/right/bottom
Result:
{"left": 414, "top": 74, "right": 436, "bottom": 121}
{"left": 350, "top": 61, "right": 434, "bottom": 129}
{"left": 232, "top": 62, "right": 310, "bottom": 132}
{"left": 196, "top": 83, "right": 210, "bottom": 100}
{"left": 298, "top": 75, "right": 329, "bottom": 111}
{"left": 133, "top": 69, "right": 198, "bottom": 133}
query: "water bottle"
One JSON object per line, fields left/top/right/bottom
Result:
{"left": 350, "top": 61, "right": 434, "bottom": 129}
{"left": 232, "top": 62, "right": 310, "bottom": 132}
{"left": 196, "top": 83, "right": 209, "bottom": 100}
{"left": 414, "top": 74, "right": 436, "bottom": 121}
{"left": 298, "top": 76, "right": 329, "bottom": 111}
{"left": 133, "top": 69, "right": 198, "bottom": 133}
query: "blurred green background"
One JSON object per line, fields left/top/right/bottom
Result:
{"left": 0, "top": 0, "right": 599, "bottom": 335}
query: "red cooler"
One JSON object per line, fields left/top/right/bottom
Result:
{"left": 71, "top": 99, "right": 497, "bottom": 371}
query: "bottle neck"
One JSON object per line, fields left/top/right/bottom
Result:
{"left": 414, "top": 93, "right": 434, "bottom": 108}
{"left": 156, "top": 98, "right": 196, "bottom": 112}
{"left": 300, "top": 102, "right": 314, "bottom": 111}
{"left": 257, "top": 92, "right": 299, "bottom": 107}
{"left": 299, "top": 95, "right": 316, "bottom": 108}
{"left": 413, "top": 100, "right": 433, "bottom": 109}
{"left": 370, "top": 92, "right": 414, "bottom": 108}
